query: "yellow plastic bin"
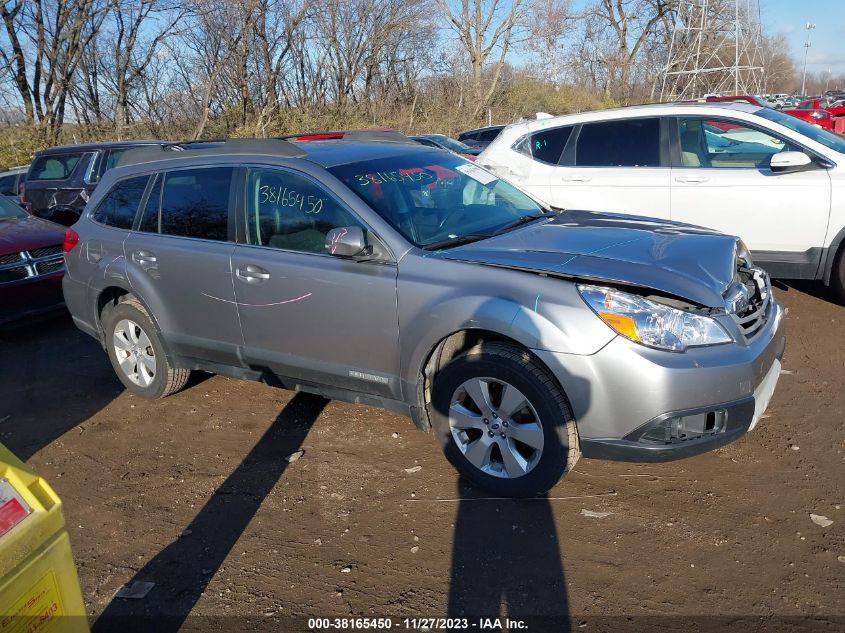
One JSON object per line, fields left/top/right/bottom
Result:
{"left": 0, "top": 443, "right": 89, "bottom": 633}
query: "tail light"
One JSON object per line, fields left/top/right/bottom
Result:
{"left": 63, "top": 228, "right": 80, "bottom": 252}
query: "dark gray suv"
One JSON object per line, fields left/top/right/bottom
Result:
{"left": 63, "top": 138, "right": 785, "bottom": 496}
{"left": 23, "top": 140, "right": 165, "bottom": 226}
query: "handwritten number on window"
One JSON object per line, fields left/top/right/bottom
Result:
{"left": 259, "top": 185, "right": 324, "bottom": 213}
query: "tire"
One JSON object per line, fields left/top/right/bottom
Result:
{"left": 103, "top": 296, "right": 190, "bottom": 399}
{"left": 830, "top": 246, "right": 845, "bottom": 305}
{"left": 430, "top": 342, "right": 580, "bottom": 497}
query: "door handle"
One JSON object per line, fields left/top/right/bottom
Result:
{"left": 674, "top": 175, "right": 710, "bottom": 183}
{"left": 132, "top": 250, "right": 157, "bottom": 264}
{"left": 236, "top": 264, "right": 270, "bottom": 283}
{"left": 562, "top": 175, "right": 591, "bottom": 183}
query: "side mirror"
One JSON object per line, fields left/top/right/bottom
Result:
{"left": 770, "top": 151, "right": 813, "bottom": 173}
{"left": 325, "top": 226, "right": 367, "bottom": 258}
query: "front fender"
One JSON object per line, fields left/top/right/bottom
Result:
{"left": 397, "top": 256, "right": 616, "bottom": 388}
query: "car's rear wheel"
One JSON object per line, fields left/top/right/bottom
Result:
{"left": 430, "top": 342, "right": 579, "bottom": 497}
{"left": 104, "top": 297, "right": 190, "bottom": 399}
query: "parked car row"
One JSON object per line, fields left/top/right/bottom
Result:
{"left": 10, "top": 98, "right": 845, "bottom": 495}
{"left": 703, "top": 95, "right": 836, "bottom": 130}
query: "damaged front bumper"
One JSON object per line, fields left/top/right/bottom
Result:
{"left": 533, "top": 299, "right": 786, "bottom": 463}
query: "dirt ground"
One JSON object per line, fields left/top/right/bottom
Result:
{"left": 1, "top": 282, "right": 843, "bottom": 632}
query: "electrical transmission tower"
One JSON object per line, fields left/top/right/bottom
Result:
{"left": 660, "top": 0, "right": 765, "bottom": 101}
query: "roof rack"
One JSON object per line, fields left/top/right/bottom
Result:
{"left": 117, "top": 138, "right": 306, "bottom": 167}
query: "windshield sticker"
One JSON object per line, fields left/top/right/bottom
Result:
{"left": 353, "top": 169, "right": 435, "bottom": 186}
{"left": 455, "top": 163, "right": 498, "bottom": 185}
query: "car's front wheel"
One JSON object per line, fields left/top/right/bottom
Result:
{"left": 430, "top": 342, "right": 579, "bottom": 497}
{"left": 103, "top": 297, "right": 190, "bottom": 399}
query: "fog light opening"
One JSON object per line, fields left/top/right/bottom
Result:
{"left": 640, "top": 409, "right": 728, "bottom": 445}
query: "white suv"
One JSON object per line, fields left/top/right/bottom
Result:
{"left": 478, "top": 102, "right": 845, "bottom": 298}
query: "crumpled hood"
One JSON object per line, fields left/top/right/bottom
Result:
{"left": 442, "top": 210, "right": 742, "bottom": 308}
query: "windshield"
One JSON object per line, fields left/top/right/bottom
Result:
{"left": 430, "top": 135, "right": 472, "bottom": 153}
{"left": 329, "top": 151, "right": 547, "bottom": 248}
{"left": 0, "top": 194, "right": 26, "bottom": 220}
{"left": 756, "top": 108, "right": 845, "bottom": 155}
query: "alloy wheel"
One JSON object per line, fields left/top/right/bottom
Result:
{"left": 112, "top": 318, "right": 157, "bottom": 387}
{"left": 448, "top": 377, "right": 544, "bottom": 479}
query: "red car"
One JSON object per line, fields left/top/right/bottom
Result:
{"left": 795, "top": 98, "right": 845, "bottom": 119}
{"left": 779, "top": 99, "right": 834, "bottom": 131}
{"left": 0, "top": 194, "right": 66, "bottom": 324}
{"left": 705, "top": 95, "right": 834, "bottom": 130}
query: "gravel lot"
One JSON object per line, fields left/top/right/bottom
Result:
{"left": 1, "top": 283, "right": 843, "bottom": 631}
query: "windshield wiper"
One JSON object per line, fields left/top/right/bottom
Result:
{"left": 422, "top": 234, "right": 491, "bottom": 251}
{"left": 490, "top": 213, "right": 548, "bottom": 236}
{"left": 423, "top": 212, "right": 551, "bottom": 251}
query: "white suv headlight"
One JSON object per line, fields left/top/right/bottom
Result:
{"left": 578, "top": 285, "right": 732, "bottom": 352}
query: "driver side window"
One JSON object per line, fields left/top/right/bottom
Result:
{"left": 245, "top": 168, "right": 362, "bottom": 254}
{"left": 678, "top": 118, "right": 801, "bottom": 169}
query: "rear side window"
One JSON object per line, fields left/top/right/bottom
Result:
{"left": 90, "top": 175, "right": 150, "bottom": 229}
{"left": 478, "top": 128, "right": 501, "bottom": 142}
{"left": 29, "top": 153, "right": 84, "bottom": 180}
{"left": 105, "top": 149, "right": 130, "bottom": 171}
{"left": 514, "top": 127, "right": 572, "bottom": 165}
{"left": 575, "top": 119, "right": 661, "bottom": 167}
{"left": 158, "top": 167, "right": 233, "bottom": 241}
{"left": 87, "top": 149, "right": 132, "bottom": 184}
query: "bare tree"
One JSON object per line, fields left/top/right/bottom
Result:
{"left": 525, "top": 0, "right": 571, "bottom": 88}
{"left": 584, "top": 0, "right": 674, "bottom": 102}
{"left": 436, "top": 0, "right": 525, "bottom": 119}
{"left": 1, "top": 0, "right": 112, "bottom": 142}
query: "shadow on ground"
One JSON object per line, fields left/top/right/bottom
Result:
{"left": 778, "top": 279, "right": 842, "bottom": 306}
{"left": 448, "top": 478, "right": 571, "bottom": 631}
{"left": 0, "top": 314, "right": 121, "bottom": 460}
{"left": 92, "top": 392, "right": 328, "bottom": 633}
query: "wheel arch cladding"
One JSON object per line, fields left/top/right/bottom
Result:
{"left": 417, "top": 329, "right": 577, "bottom": 434}
{"left": 97, "top": 286, "right": 174, "bottom": 361}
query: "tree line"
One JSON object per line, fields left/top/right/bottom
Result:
{"left": 0, "top": 0, "right": 832, "bottom": 165}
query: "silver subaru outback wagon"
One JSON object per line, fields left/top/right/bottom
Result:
{"left": 62, "top": 138, "right": 785, "bottom": 497}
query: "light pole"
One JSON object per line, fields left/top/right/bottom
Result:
{"left": 801, "top": 22, "right": 816, "bottom": 97}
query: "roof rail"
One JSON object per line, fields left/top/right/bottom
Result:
{"left": 117, "top": 138, "right": 306, "bottom": 167}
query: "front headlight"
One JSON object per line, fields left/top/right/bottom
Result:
{"left": 578, "top": 285, "right": 732, "bottom": 352}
